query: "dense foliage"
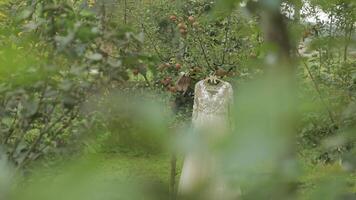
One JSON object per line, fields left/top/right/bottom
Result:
{"left": 0, "top": 0, "right": 355, "bottom": 199}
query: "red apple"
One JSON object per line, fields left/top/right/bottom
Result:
{"left": 188, "top": 16, "right": 195, "bottom": 23}
{"left": 132, "top": 68, "right": 139, "bottom": 76}
{"left": 169, "top": 86, "right": 177, "bottom": 93}
{"left": 175, "top": 63, "right": 181, "bottom": 70}
{"left": 179, "top": 28, "right": 187, "bottom": 35}
{"left": 169, "top": 15, "right": 177, "bottom": 22}
{"left": 178, "top": 23, "right": 187, "bottom": 29}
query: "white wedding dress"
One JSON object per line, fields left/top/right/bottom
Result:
{"left": 178, "top": 79, "right": 233, "bottom": 197}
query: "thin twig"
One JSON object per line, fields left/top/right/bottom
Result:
{"left": 221, "top": 17, "right": 231, "bottom": 65}
{"left": 3, "top": 111, "right": 18, "bottom": 144}
{"left": 195, "top": 36, "right": 214, "bottom": 71}
{"left": 141, "top": 23, "right": 165, "bottom": 61}
{"left": 17, "top": 109, "right": 70, "bottom": 169}
{"left": 297, "top": 51, "right": 336, "bottom": 124}
{"left": 37, "top": 108, "right": 79, "bottom": 154}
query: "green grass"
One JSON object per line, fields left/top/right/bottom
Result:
{"left": 11, "top": 153, "right": 175, "bottom": 200}
{"left": 24, "top": 151, "right": 354, "bottom": 200}
{"left": 95, "top": 153, "right": 172, "bottom": 184}
{"left": 28, "top": 150, "right": 179, "bottom": 186}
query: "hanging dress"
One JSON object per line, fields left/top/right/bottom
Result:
{"left": 178, "top": 79, "right": 234, "bottom": 197}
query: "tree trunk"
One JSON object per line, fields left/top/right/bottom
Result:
{"left": 124, "top": 0, "right": 127, "bottom": 24}
{"left": 344, "top": 23, "right": 353, "bottom": 62}
{"left": 170, "top": 154, "right": 177, "bottom": 200}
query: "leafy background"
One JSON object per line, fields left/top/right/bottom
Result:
{"left": 0, "top": 0, "right": 355, "bottom": 199}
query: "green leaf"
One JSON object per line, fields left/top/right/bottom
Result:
{"left": 22, "top": 98, "right": 39, "bottom": 118}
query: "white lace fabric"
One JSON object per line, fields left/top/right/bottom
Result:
{"left": 192, "top": 80, "right": 233, "bottom": 131}
{"left": 178, "top": 79, "right": 234, "bottom": 196}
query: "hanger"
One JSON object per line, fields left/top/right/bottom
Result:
{"left": 205, "top": 72, "right": 223, "bottom": 85}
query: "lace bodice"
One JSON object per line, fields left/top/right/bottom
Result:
{"left": 192, "top": 80, "right": 233, "bottom": 128}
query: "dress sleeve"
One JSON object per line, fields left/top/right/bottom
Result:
{"left": 227, "top": 83, "right": 234, "bottom": 105}
{"left": 227, "top": 83, "right": 234, "bottom": 130}
{"left": 192, "top": 82, "right": 200, "bottom": 123}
